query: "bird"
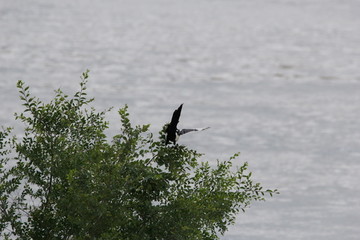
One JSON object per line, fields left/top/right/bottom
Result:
{"left": 165, "top": 104, "right": 210, "bottom": 145}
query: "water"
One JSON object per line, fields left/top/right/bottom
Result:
{"left": 1, "top": 0, "right": 360, "bottom": 239}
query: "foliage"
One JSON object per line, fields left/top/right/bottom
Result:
{"left": 0, "top": 71, "right": 278, "bottom": 240}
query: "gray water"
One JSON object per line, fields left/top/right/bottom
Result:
{"left": 1, "top": 0, "right": 360, "bottom": 239}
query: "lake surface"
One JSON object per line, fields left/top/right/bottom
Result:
{"left": 1, "top": 0, "right": 360, "bottom": 239}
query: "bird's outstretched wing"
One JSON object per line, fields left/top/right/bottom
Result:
{"left": 169, "top": 104, "right": 183, "bottom": 129}
{"left": 178, "top": 127, "right": 210, "bottom": 136}
{"left": 165, "top": 104, "right": 183, "bottom": 144}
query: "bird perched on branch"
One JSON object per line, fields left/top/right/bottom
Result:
{"left": 165, "top": 104, "right": 210, "bottom": 145}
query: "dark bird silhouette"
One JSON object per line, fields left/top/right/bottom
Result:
{"left": 165, "top": 104, "right": 210, "bottom": 145}
{"left": 165, "top": 104, "right": 183, "bottom": 145}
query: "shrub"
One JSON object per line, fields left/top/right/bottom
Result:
{"left": 0, "top": 71, "right": 277, "bottom": 240}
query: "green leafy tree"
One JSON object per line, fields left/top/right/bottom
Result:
{"left": 0, "top": 71, "right": 278, "bottom": 240}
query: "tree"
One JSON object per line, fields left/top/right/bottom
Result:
{"left": 0, "top": 71, "right": 278, "bottom": 240}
